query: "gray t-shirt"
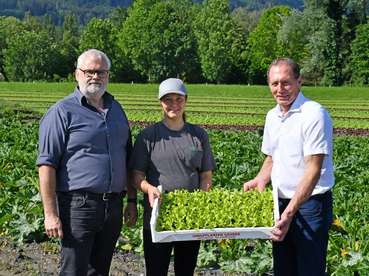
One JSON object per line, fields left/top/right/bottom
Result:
{"left": 129, "top": 122, "right": 216, "bottom": 229}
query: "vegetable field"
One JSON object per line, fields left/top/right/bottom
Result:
{"left": 1, "top": 83, "right": 369, "bottom": 274}
{"left": 2, "top": 82, "right": 369, "bottom": 131}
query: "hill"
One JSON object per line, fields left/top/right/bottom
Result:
{"left": 0, "top": 0, "right": 303, "bottom": 25}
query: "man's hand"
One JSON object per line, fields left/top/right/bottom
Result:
{"left": 243, "top": 177, "right": 267, "bottom": 192}
{"left": 243, "top": 156, "right": 272, "bottom": 192}
{"left": 44, "top": 214, "right": 63, "bottom": 239}
{"left": 271, "top": 212, "right": 293, "bottom": 241}
{"left": 124, "top": 202, "right": 137, "bottom": 227}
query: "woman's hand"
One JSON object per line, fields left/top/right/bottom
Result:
{"left": 146, "top": 184, "right": 161, "bottom": 207}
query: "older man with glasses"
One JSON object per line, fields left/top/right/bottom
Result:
{"left": 37, "top": 49, "right": 137, "bottom": 275}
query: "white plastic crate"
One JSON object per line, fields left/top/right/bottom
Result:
{"left": 150, "top": 186, "right": 279, "bottom": 243}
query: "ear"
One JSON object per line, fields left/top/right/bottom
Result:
{"left": 75, "top": 69, "right": 79, "bottom": 81}
{"left": 297, "top": 76, "right": 303, "bottom": 87}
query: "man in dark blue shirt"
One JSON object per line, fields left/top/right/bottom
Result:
{"left": 37, "top": 49, "right": 137, "bottom": 275}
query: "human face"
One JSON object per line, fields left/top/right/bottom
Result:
{"left": 160, "top": 93, "right": 186, "bottom": 120}
{"left": 75, "top": 55, "right": 109, "bottom": 99}
{"left": 268, "top": 64, "right": 302, "bottom": 113}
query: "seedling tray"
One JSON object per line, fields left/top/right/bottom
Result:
{"left": 150, "top": 186, "right": 279, "bottom": 243}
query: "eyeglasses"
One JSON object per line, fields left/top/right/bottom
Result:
{"left": 78, "top": 68, "right": 109, "bottom": 78}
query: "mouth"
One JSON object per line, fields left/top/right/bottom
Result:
{"left": 276, "top": 94, "right": 290, "bottom": 101}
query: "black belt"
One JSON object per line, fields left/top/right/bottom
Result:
{"left": 58, "top": 190, "right": 126, "bottom": 201}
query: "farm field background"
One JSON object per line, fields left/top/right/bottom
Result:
{"left": 2, "top": 82, "right": 369, "bottom": 130}
{"left": 1, "top": 82, "right": 369, "bottom": 274}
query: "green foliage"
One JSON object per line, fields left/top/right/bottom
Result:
{"left": 350, "top": 23, "right": 369, "bottom": 85}
{"left": 303, "top": 9, "right": 336, "bottom": 86}
{"left": 0, "top": 1, "right": 368, "bottom": 84}
{"left": 156, "top": 188, "right": 274, "bottom": 231}
{"left": 246, "top": 6, "right": 291, "bottom": 84}
{"left": 56, "top": 14, "right": 79, "bottom": 80}
{"left": 193, "top": 0, "right": 247, "bottom": 83}
{"left": 231, "top": 7, "right": 261, "bottom": 35}
{"left": 120, "top": 0, "right": 199, "bottom": 82}
{"left": 1, "top": 96, "right": 369, "bottom": 273}
{"left": 0, "top": 105, "right": 44, "bottom": 243}
{"left": 3, "top": 30, "right": 58, "bottom": 81}
{"left": 0, "top": 16, "right": 26, "bottom": 77}
{"left": 0, "top": 0, "right": 133, "bottom": 26}
{"left": 277, "top": 9, "right": 309, "bottom": 66}
{"left": 79, "top": 17, "right": 129, "bottom": 82}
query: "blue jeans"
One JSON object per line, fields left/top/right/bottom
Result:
{"left": 273, "top": 191, "right": 333, "bottom": 276}
{"left": 143, "top": 229, "right": 200, "bottom": 276}
{"left": 57, "top": 191, "right": 124, "bottom": 276}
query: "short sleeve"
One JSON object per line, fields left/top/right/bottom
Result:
{"left": 199, "top": 129, "right": 216, "bottom": 172}
{"left": 303, "top": 108, "right": 332, "bottom": 156}
{"left": 36, "top": 105, "right": 68, "bottom": 168}
{"left": 261, "top": 113, "right": 272, "bottom": 156}
{"left": 129, "top": 131, "right": 150, "bottom": 172}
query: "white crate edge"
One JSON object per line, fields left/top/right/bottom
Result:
{"left": 150, "top": 186, "right": 280, "bottom": 243}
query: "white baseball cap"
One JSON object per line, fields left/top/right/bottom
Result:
{"left": 158, "top": 78, "right": 187, "bottom": 100}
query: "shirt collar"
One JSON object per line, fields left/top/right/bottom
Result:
{"left": 275, "top": 92, "right": 306, "bottom": 117}
{"left": 73, "top": 87, "right": 113, "bottom": 109}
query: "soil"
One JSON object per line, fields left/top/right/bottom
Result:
{"left": 0, "top": 238, "right": 228, "bottom": 276}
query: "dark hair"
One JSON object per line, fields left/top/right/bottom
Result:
{"left": 267, "top": 57, "right": 300, "bottom": 81}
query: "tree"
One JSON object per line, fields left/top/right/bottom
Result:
{"left": 277, "top": 9, "right": 308, "bottom": 64}
{"left": 80, "top": 17, "right": 138, "bottom": 82}
{"left": 350, "top": 23, "right": 369, "bottom": 85}
{"left": 231, "top": 7, "right": 261, "bottom": 35}
{"left": 246, "top": 6, "right": 291, "bottom": 84}
{"left": 298, "top": 0, "right": 368, "bottom": 85}
{"left": 0, "top": 16, "right": 26, "bottom": 78}
{"left": 120, "top": 0, "right": 200, "bottom": 82}
{"left": 109, "top": 7, "right": 128, "bottom": 27}
{"left": 277, "top": 7, "right": 336, "bottom": 85}
{"left": 55, "top": 14, "right": 79, "bottom": 80}
{"left": 3, "top": 30, "right": 57, "bottom": 81}
{"left": 193, "top": 0, "right": 247, "bottom": 83}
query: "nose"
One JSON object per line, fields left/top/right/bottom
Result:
{"left": 275, "top": 82, "right": 285, "bottom": 92}
{"left": 91, "top": 72, "right": 101, "bottom": 79}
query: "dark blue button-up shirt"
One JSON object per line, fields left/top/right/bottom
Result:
{"left": 36, "top": 88, "right": 132, "bottom": 193}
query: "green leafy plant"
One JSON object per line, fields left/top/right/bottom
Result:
{"left": 156, "top": 188, "right": 274, "bottom": 231}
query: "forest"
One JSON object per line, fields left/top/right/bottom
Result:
{"left": 0, "top": 0, "right": 305, "bottom": 25}
{"left": 0, "top": 0, "right": 369, "bottom": 85}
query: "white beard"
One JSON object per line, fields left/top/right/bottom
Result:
{"left": 80, "top": 83, "right": 106, "bottom": 99}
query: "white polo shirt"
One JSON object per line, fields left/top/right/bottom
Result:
{"left": 262, "top": 92, "right": 334, "bottom": 199}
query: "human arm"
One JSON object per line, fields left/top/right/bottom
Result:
{"left": 132, "top": 170, "right": 161, "bottom": 208}
{"left": 123, "top": 170, "right": 138, "bottom": 226}
{"left": 243, "top": 155, "right": 273, "bottom": 192}
{"left": 200, "top": 170, "right": 212, "bottom": 191}
{"left": 38, "top": 165, "right": 63, "bottom": 239}
{"left": 271, "top": 154, "right": 324, "bottom": 241}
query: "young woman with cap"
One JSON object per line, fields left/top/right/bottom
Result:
{"left": 129, "top": 78, "right": 216, "bottom": 275}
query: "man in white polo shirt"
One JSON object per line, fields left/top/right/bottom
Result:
{"left": 244, "top": 58, "right": 334, "bottom": 276}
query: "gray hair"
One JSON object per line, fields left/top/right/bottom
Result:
{"left": 76, "top": 49, "right": 111, "bottom": 69}
{"left": 267, "top": 57, "right": 300, "bottom": 81}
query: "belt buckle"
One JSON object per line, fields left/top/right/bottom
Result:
{"left": 102, "top": 193, "right": 109, "bottom": 201}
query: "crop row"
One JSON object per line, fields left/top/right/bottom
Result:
{"left": 1, "top": 101, "right": 369, "bottom": 274}
{"left": 4, "top": 95, "right": 369, "bottom": 114}
{"left": 3, "top": 101, "right": 369, "bottom": 131}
